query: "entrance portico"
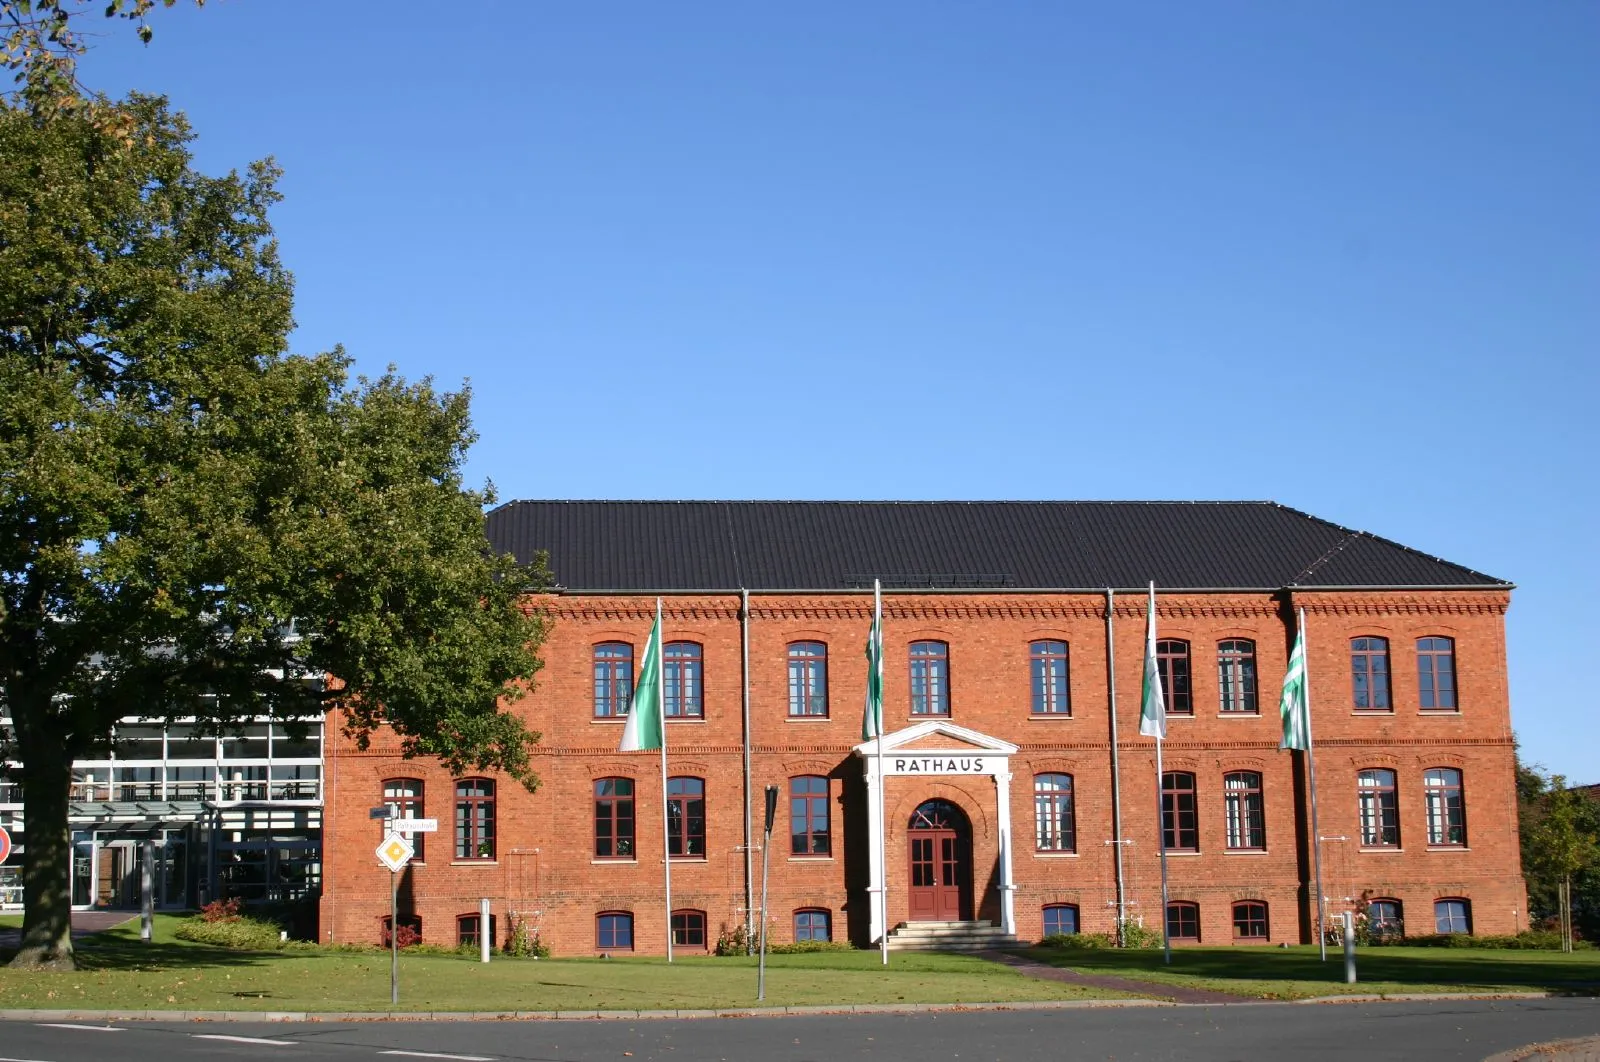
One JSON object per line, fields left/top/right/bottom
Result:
{"left": 853, "top": 721, "right": 1018, "bottom": 945}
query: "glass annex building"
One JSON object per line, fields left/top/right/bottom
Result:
{"left": 0, "top": 715, "right": 323, "bottom": 912}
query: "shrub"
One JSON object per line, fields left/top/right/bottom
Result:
{"left": 175, "top": 914, "right": 283, "bottom": 950}
{"left": 715, "top": 922, "right": 751, "bottom": 956}
{"left": 767, "top": 940, "right": 854, "bottom": 954}
{"left": 503, "top": 912, "right": 550, "bottom": 958}
{"left": 1119, "top": 922, "right": 1164, "bottom": 949}
{"left": 198, "top": 897, "right": 243, "bottom": 923}
{"left": 1041, "top": 932, "right": 1116, "bottom": 949}
{"left": 1387, "top": 930, "right": 1592, "bottom": 950}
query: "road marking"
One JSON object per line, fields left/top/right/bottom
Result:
{"left": 36, "top": 1023, "right": 122, "bottom": 1032}
{"left": 192, "top": 1034, "right": 298, "bottom": 1046}
{"left": 379, "top": 1052, "right": 495, "bottom": 1061}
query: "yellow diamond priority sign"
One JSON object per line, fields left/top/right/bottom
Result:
{"left": 376, "top": 832, "right": 414, "bottom": 872}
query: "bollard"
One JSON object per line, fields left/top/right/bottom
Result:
{"left": 480, "top": 898, "right": 491, "bottom": 964}
{"left": 1342, "top": 911, "right": 1356, "bottom": 984}
{"left": 140, "top": 839, "right": 154, "bottom": 942}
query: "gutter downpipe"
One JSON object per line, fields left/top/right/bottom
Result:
{"left": 1105, "top": 588, "right": 1127, "bottom": 946}
{"left": 740, "top": 587, "right": 754, "bottom": 954}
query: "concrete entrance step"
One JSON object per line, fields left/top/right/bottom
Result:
{"left": 886, "top": 920, "right": 1022, "bottom": 952}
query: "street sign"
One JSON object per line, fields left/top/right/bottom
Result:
{"left": 375, "top": 832, "right": 414, "bottom": 872}
{"left": 0, "top": 825, "right": 11, "bottom": 866}
{"left": 393, "top": 818, "right": 438, "bottom": 833}
{"left": 369, "top": 806, "right": 392, "bottom": 820}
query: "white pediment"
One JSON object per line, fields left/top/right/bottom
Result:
{"left": 852, "top": 720, "right": 1018, "bottom": 759}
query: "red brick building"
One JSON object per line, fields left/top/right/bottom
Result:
{"left": 318, "top": 501, "right": 1525, "bottom": 955}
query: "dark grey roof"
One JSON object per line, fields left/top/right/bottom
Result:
{"left": 485, "top": 501, "right": 1508, "bottom": 592}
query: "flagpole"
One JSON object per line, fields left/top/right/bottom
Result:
{"left": 658, "top": 598, "right": 673, "bottom": 963}
{"left": 1299, "top": 606, "right": 1327, "bottom": 962}
{"left": 875, "top": 579, "right": 889, "bottom": 967}
{"left": 1141, "top": 582, "right": 1172, "bottom": 966}
{"left": 1155, "top": 733, "right": 1171, "bottom": 965}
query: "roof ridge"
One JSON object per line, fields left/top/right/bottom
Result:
{"left": 1271, "top": 502, "right": 1507, "bottom": 586}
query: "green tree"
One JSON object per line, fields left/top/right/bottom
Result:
{"left": 1, "top": 93, "right": 547, "bottom": 969}
{"left": 4, "top": 0, "right": 201, "bottom": 111}
{"left": 1517, "top": 754, "right": 1600, "bottom": 947}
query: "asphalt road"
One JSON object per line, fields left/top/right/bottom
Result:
{"left": 1, "top": 999, "right": 1597, "bottom": 1062}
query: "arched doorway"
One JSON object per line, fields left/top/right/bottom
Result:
{"left": 906, "top": 799, "right": 972, "bottom": 921}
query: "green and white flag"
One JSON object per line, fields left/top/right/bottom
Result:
{"left": 618, "top": 603, "right": 665, "bottom": 753}
{"left": 862, "top": 580, "right": 884, "bottom": 741}
{"left": 1279, "top": 610, "right": 1310, "bottom": 751}
{"left": 1138, "top": 582, "right": 1167, "bottom": 739}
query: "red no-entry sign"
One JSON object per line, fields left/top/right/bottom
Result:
{"left": 0, "top": 825, "right": 12, "bottom": 866}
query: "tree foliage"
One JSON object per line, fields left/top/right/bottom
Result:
{"left": 0, "top": 93, "right": 548, "bottom": 967}
{"left": 1517, "top": 755, "right": 1600, "bottom": 945}
{"left": 3, "top": 1, "right": 203, "bottom": 117}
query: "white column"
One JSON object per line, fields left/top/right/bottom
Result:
{"left": 994, "top": 770, "right": 1016, "bottom": 935}
{"left": 864, "top": 765, "right": 885, "bottom": 945}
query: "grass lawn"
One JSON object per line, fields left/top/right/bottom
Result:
{"left": 0, "top": 915, "right": 20, "bottom": 929}
{"left": 1023, "top": 944, "right": 1600, "bottom": 1000}
{"left": 0, "top": 916, "right": 1122, "bottom": 1012}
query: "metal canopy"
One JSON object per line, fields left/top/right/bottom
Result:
{"left": 67, "top": 801, "right": 212, "bottom": 825}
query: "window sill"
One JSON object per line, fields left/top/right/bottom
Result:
{"left": 788, "top": 856, "right": 835, "bottom": 863}
{"left": 666, "top": 717, "right": 707, "bottom": 723}
{"left": 785, "top": 716, "right": 832, "bottom": 723}
{"left": 592, "top": 858, "right": 638, "bottom": 865}
{"left": 1164, "top": 714, "right": 1195, "bottom": 721}
{"left": 1162, "top": 850, "right": 1202, "bottom": 857}
{"left": 1223, "top": 849, "right": 1268, "bottom": 855}
{"left": 449, "top": 860, "right": 498, "bottom": 867}
{"left": 669, "top": 857, "right": 709, "bottom": 863}
{"left": 1033, "top": 851, "right": 1079, "bottom": 858}
{"left": 1360, "top": 847, "right": 1404, "bottom": 853}
{"left": 1418, "top": 710, "right": 1462, "bottom": 716}
{"left": 1426, "top": 846, "right": 1470, "bottom": 852}
{"left": 1351, "top": 710, "right": 1395, "bottom": 716}
{"left": 907, "top": 714, "right": 952, "bottom": 720}
{"left": 590, "top": 718, "right": 626, "bottom": 725}
{"left": 1217, "top": 713, "right": 1261, "bottom": 719}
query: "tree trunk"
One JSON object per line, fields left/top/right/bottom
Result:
{"left": 8, "top": 737, "right": 76, "bottom": 970}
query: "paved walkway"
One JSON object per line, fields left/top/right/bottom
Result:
{"left": 978, "top": 949, "right": 1248, "bottom": 1003}
{"left": 0, "top": 910, "right": 136, "bottom": 950}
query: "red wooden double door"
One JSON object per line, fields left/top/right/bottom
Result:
{"left": 906, "top": 799, "right": 971, "bottom": 922}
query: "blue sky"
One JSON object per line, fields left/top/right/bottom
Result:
{"left": 78, "top": 2, "right": 1596, "bottom": 780}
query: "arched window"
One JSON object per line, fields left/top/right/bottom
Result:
{"left": 794, "top": 908, "right": 831, "bottom": 942}
{"left": 1232, "top": 901, "right": 1269, "bottom": 941}
{"left": 380, "top": 914, "right": 422, "bottom": 948}
{"left": 1357, "top": 769, "right": 1399, "bottom": 847}
{"left": 1042, "top": 904, "right": 1079, "bottom": 937}
{"left": 1166, "top": 901, "right": 1200, "bottom": 941}
{"left": 1223, "top": 771, "right": 1264, "bottom": 850}
{"left": 381, "top": 778, "right": 425, "bottom": 862}
{"left": 454, "top": 778, "right": 495, "bottom": 860}
{"left": 1157, "top": 640, "right": 1192, "bottom": 715}
{"left": 1217, "top": 639, "right": 1257, "bottom": 713}
{"left": 787, "top": 642, "right": 828, "bottom": 717}
{"left": 1417, "top": 637, "right": 1457, "bottom": 710}
{"left": 597, "top": 911, "right": 634, "bottom": 950}
{"left": 1351, "top": 637, "right": 1391, "bottom": 711}
{"left": 664, "top": 642, "right": 703, "bottom": 717}
{"left": 790, "top": 776, "right": 830, "bottom": 856}
{"left": 593, "top": 642, "right": 634, "bottom": 718}
{"left": 909, "top": 641, "right": 950, "bottom": 715}
{"left": 667, "top": 776, "right": 706, "bottom": 857}
{"left": 1424, "top": 768, "right": 1466, "bottom": 846}
{"left": 1367, "top": 898, "right": 1404, "bottom": 940}
{"left": 671, "top": 909, "right": 707, "bottom": 949}
{"left": 457, "top": 913, "right": 496, "bottom": 950}
{"left": 1434, "top": 898, "right": 1471, "bottom": 934}
{"left": 1030, "top": 640, "right": 1070, "bottom": 715}
{"left": 1161, "top": 772, "right": 1198, "bottom": 851}
{"left": 1033, "top": 773, "right": 1076, "bottom": 852}
{"left": 594, "top": 777, "right": 635, "bottom": 859}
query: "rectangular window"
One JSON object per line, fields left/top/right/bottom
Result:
{"left": 1042, "top": 904, "right": 1078, "bottom": 936}
{"left": 1424, "top": 768, "right": 1466, "bottom": 846}
{"left": 1161, "top": 772, "right": 1199, "bottom": 851}
{"left": 594, "top": 643, "right": 634, "bottom": 718}
{"left": 1217, "top": 640, "right": 1258, "bottom": 713}
{"left": 1358, "top": 769, "right": 1399, "bottom": 847}
{"left": 1030, "top": 641, "right": 1070, "bottom": 715}
{"left": 1417, "top": 637, "right": 1457, "bottom": 710}
{"left": 909, "top": 642, "right": 950, "bottom": 716}
{"left": 1157, "top": 641, "right": 1192, "bottom": 715}
{"left": 794, "top": 909, "right": 831, "bottom": 942}
{"left": 787, "top": 643, "right": 829, "bottom": 717}
{"left": 383, "top": 778, "right": 425, "bottom": 862}
{"left": 790, "top": 776, "right": 830, "bottom": 856}
{"left": 454, "top": 778, "right": 495, "bottom": 860}
{"left": 594, "top": 778, "right": 635, "bottom": 859}
{"left": 1034, "top": 773, "right": 1076, "bottom": 852}
{"left": 667, "top": 776, "right": 705, "bottom": 857}
{"left": 664, "top": 643, "right": 703, "bottom": 718}
{"left": 1351, "top": 637, "right": 1391, "bottom": 711}
{"left": 1223, "top": 772, "right": 1265, "bottom": 850}
{"left": 1434, "top": 899, "right": 1471, "bottom": 934}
